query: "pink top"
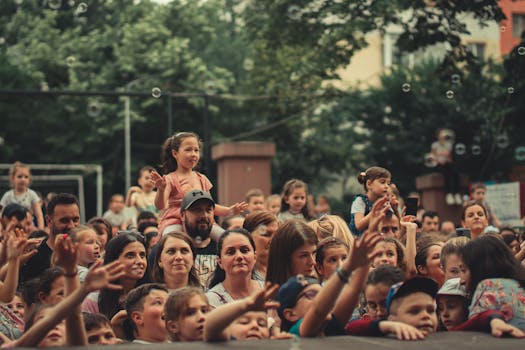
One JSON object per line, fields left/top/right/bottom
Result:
{"left": 158, "top": 171, "right": 212, "bottom": 234}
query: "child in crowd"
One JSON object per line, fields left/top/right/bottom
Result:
{"left": 36, "top": 267, "right": 66, "bottom": 306}
{"left": 5, "top": 292, "right": 26, "bottom": 321}
{"left": 265, "top": 194, "right": 281, "bottom": 216}
{"left": 277, "top": 179, "right": 313, "bottom": 223}
{"left": 151, "top": 131, "right": 246, "bottom": 236}
{"left": 314, "top": 195, "right": 331, "bottom": 217}
{"left": 0, "top": 162, "right": 44, "bottom": 230}
{"left": 87, "top": 217, "right": 113, "bottom": 254}
{"left": 349, "top": 166, "right": 392, "bottom": 237}
{"left": 431, "top": 129, "right": 461, "bottom": 206}
{"left": 125, "top": 166, "right": 158, "bottom": 216}
{"left": 363, "top": 265, "right": 404, "bottom": 320}
{"left": 440, "top": 236, "right": 469, "bottom": 281}
{"left": 220, "top": 215, "right": 245, "bottom": 230}
{"left": 204, "top": 283, "right": 280, "bottom": 341}
{"left": 436, "top": 278, "right": 468, "bottom": 331}
{"left": 416, "top": 240, "right": 445, "bottom": 287}
{"left": 102, "top": 194, "right": 129, "bottom": 233}
{"left": 245, "top": 188, "right": 265, "bottom": 213}
{"left": 315, "top": 237, "right": 349, "bottom": 283}
{"left": 82, "top": 312, "right": 121, "bottom": 345}
{"left": 68, "top": 225, "right": 101, "bottom": 281}
{"left": 164, "top": 286, "right": 210, "bottom": 342}
{"left": 372, "top": 237, "right": 409, "bottom": 277}
{"left": 470, "top": 183, "right": 501, "bottom": 227}
{"left": 307, "top": 214, "right": 354, "bottom": 248}
{"left": 123, "top": 283, "right": 169, "bottom": 343}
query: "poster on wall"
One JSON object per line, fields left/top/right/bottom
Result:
{"left": 485, "top": 182, "right": 522, "bottom": 227}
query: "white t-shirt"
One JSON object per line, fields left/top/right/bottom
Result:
{"left": 0, "top": 189, "right": 40, "bottom": 213}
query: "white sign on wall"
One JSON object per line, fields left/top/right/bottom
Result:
{"left": 485, "top": 182, "right": 522, "bottom": 227}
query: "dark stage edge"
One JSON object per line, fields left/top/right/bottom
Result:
{"left": 17, "top": 331, "right": 525, "bottom": 350}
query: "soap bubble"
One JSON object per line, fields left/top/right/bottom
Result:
{"left": 495, "top": 134, "right": 509, "bottom": 149}
{"left": 454, "top": 143, "right": 466, "bottom": 155}
{"left": 40, "top": 82, "right": 49, "bottom": 92}
{"left": 87, "top": 101, "right": 101, "bottom": 117}
{"left": 515, "top": 146, "right": 525, "bottom": 161}
{"left": 401, "top": 83, "right": 411, "bottom": 92}
{"left": 507, "top": 87, "right": 515, "bottom": 94}
{"left": 0, "top": 37, "right": 5, "bottom": 45}
{"left": 48, "top": 0, "right": 62, "bottom": 10}
{"left": 518, "top": 47, "right": 525, "bottom": 56}
{"left": 287, "top": 5, "right": 301, "bottom": 20}
{"left": 68, "top": 0, "right": 75, "bottom": 6}
{"left": 151, "top": 87, "right": 162, "bottom": 98}
{"left": 471, "top": 145, "right": 481, "bottom": 156}
{"left": 446, "top": 90, "right": 454, "bottom": 99}
{"left": 76, "top": 2, "right": 87, "bottom": 13}
{"left": 66, "top": 56, "right": 76, "bottom": 67}
{"left": 243, "top": 58, "right": 254, "bottom": 71}
{"left": 424, "top": 153, "right": 437, "bottom": 168}
{"left": 384, "top": 105, "right": 392, "bottom": 114}
{"left": 451, "top": 74, "right": 461, "bottom": 84}
{"left": 204, "top": 80, "right": 217, "bottom": 95}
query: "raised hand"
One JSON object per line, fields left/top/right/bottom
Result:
{"left": 346, "top": 229, "right": 382, "bottom": 270}
{"left": 245, "top": 283, "right": 280, "bottom": 312}
{"left": 5, "top": 229, "right": 29, "bottom": 261}
{"left": 229, "top": 201, "right": 248, "bottom": 215}
{"left": 368, "top": 196, "right": 390, "bottom": 233}
{"left": 150, "top": 170, "right": 166, "bottom": 191}
{"left": 54, "top": 235, "right": 78, "bottom": 271}
{"left": 83, "top": 260, "right": 125, "bottom": 293}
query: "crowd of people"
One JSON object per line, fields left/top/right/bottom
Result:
{"left": 0, "top": 130, "right": 524, "bottom": 347}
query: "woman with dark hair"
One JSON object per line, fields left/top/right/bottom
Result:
{"left": 81, "top": 231, "right": 148, "bottom": 320}
{"left": 151, "top": 232, "right": 200, "bottom": 290}
{"left": 265, "top": 220, "right": 319, "bottom": 286}
{"left": 459, "top": 235, "right": 525, "bottom": 330}
{"left": 461, "top": 201, "right": 489, "bottom": 240}
{"left": 242, "top": 211, "right": 279, "bottom": 282}
{"left": 205, "top": 229, "right": 260, "bottom": 308}
{"left": 416, "top": 241, "right": 445, "bottom": 287}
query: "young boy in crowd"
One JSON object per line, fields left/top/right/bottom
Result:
{"left": 102, "top": 194, "right": 129, "bottom": 233}
{"left": 125, "top": 166, "right": 158, "bottom": 216}
{"left": 436, "top": 278, "right": 468, "bottom": 331}
{"left": 83, "top": 312, "right": 121, "bottom": 345}
{"left": 245, "top": 189, "right": 265, "bottom": 213}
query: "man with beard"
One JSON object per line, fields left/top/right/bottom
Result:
{"left": 20, "top": 193, "right": 81, "bottom": 282}
{"left": 178, "top": 190, "right": 217, "bottom": 287}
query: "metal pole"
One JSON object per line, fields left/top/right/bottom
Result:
{"left": 124, "top": 96, "right": 131, "bottom": 192}
{"left": 96, "top": 166, "right": 103, "bottom": 216}
{"left": 167, "top": 94, "right": 173, "bottom": 136}
{"left": 203, "top": 94, "right": 210, "bottom": 174}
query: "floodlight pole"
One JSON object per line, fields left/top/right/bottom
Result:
{"left": 124, "top": 96, "right": 131, "bottom": 192}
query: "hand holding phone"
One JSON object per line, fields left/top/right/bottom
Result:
{"left": 405, "top": 197, "right": 418, "bottom": 217}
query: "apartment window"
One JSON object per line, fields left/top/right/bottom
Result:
{"left": 467, "top": 42, "right": 486, "bottom": 61}
{"left": 512, "top": 13, "right": 525, "bottom": 38}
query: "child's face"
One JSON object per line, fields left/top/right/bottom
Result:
{"left": 365, "top": 282, "right": 390, "bottom": 320}
{"left": 284, "top": 187, "right": 307, "bottom": 213}
{"left": 372, "top": 241, "right": 398, "bottom": 268}
{"left": 443, "top": 253, "right": 462, "bottom": 280}
{"left": 247, "top": 196, "right": 265, "bottom": 213}
{"left": 35, "top": 308, "right": 66, "bottom": 348}
{"left": 317, "top": 246, "right": 348, "bottom": 282}
{"left": 437, "top": 295, "right": 466, "bottom": 331}
{"left": 458, "top": 259, "right": 471, "bottom": 290}
{"left": 135, "top": 289, "right": 169, "bottom": 342}
{"left": 366, "top": 177, "right": 390, "bottom": 198}
{"left": 158, "top": 237, "right": 194, "bottom": 280}
{"left": 6, "top": 295, "right": 25, "bottom": 320}
{"left": 419, "top": 244, "right": 445, "bottom": 286}
{"left": 267, "top": 198, "right": 281, "bottom": 215}
{"left": 388, "top": 292, "right": 438, "bottom": 335}
{"left": 172, "top": 137, "right": 200, "bottom": 171}
{"left": 78, "top": 229, "right": 100, "bottom": 267}
{"left": 40, "top": 276, "right": 65, "bottom": 306}
{"left": 290, "top": 243, "right": 316, "bottom": 277}
{"left": 472, "top": 188, "right": 485, "bottom": 201}
{"left": 138, "top": 170, "right": 155, "bottom": 193}
{"left": 286, "top": 284, "right": 322, "bottom": 323}
{"left": 169, "top": 295, "right": 209, "bottom": 341}
{"left": 109, "top": 196, "right": 125, "bottom": 213}
{"left": 87, "top": 324, "right": 120, "bottom": 345}
{"left": 11, "top": 167, "right": 30, "bottom": 191}
{"left": 230, "top": 311, "right": 269, "bottom": 340}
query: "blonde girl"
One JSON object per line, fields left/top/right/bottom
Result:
{"left": 349, "top": 166, "right": 392, "bottom": 236}
{"left": 277, "top": 179, "right": 312, "bottom": 223}
{"left": 1, "top": 161, "right": 44, "bottom": 230}
{"left": 164, "top": 286, "right": 210, "bottom": 342}
{"left": 307, "top": 214, "right": 354, "bottom": 249}
{"left": 151, "top": 132, "right": 246, "bottom": 236}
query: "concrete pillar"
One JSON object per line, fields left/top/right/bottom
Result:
{"left": 212, "top": 142, "right": 276, "bottom": 205}
{"left": 415, "top": 172, "right": 469, "bottom": 225}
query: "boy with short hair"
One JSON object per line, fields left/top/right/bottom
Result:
{"left": 126, "top": 166, "right": 158, "bottom": 215}
{"left": 83, "top": 312, "right": 121, "bottom": 345}
{"left": 245, "top": 189, "right": 265, "bottom": 213}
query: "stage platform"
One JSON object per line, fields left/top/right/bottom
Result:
{"left": 26, "top": 331, "right": 523, "bottom": 350}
